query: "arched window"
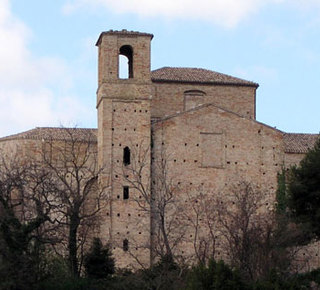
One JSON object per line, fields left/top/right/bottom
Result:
{"left": 123, "top": 239, "right": 129, "bottom": 251}
{"left": 184, "top": 90, "right": 206, "bottom": 111}
{"left": 119, "top": 45, "right": 133, "bottom": 79}
{"left": 123, "top": 146, "right": 131, "bottom": 166}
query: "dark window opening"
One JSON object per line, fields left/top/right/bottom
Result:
{"left": 184, "top": 90, "right": 206, "bottom": 96}
{"left": 119, "top": 45, "right": 133, "bottom": 79}
{"left": 123, "top": 186, "right": 129, "bottom": 200}
{"left": 123, "top": 239, "right": 129, "bottom": 251}
{"left": 123, "top": 146, "right": 131, "bottom": 166}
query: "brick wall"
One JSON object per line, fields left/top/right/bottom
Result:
{"left": 152, "top": 103, "right": 283, "bottom": 261}
{"left": 151, "top": 82, "right": 256, "bottom": 120}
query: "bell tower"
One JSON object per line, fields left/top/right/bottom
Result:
{"left": 96, "top": 30, "right": 153, "bottom": 268}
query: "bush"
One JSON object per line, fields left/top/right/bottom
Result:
{"left": 253, "top": 268, "right": 314, "bottom": 290}
{"left": 35, "top": 255, "right": 91, "bottom": 290}
{"left": 106, "top": 256, "right": 187, "bottom": 290}
{"left": 187, "top": 259, "right": 249, "bottom": 290}
{"left": 84, "top": 238, "right": 115, "bottom": 280}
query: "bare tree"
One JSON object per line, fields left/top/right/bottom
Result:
{"left": 0, "top": 155, "right": 58, "bottom": 289}
{"left": 184, "top": 188, "right": 220, "bottom": 265}
{"left": 117, "top": 142, "right": 187, "bottom": 266}
{"left": 150, "top": 148, "right": 187, "bottom": 263}
{"left": 216, "top": 181, "right": 302, "bottom": 281}
{"left": 40, "top": 128, "right": 108, "bottom": 277}
{"left": 217, "top": 182, "right": 265, "bottom": 279}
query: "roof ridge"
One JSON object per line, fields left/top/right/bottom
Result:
{"left": 153, "top": 66, "right": 214, "bottom": 70}
{"left": 151, "top": 66, "right": 258, "bottom": 87}
{"left": 284, "top": 132, "right": 319, "bottom": 135}
{"left": 0, "top": 127, "right": 97, "bottom": 142}
{"left": 35, "top": 126, "right": 97, "bottom": 130}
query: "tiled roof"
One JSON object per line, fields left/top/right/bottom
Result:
{"left": 284, "top": 133, "right": 319, "bottom": 153}
{"left": 96, "top": 29, "right": 153, "bottom": 45}
{"left": 0, "top": 127, "right": 97, "bottom": 142}
{"left": 151, "top": 67, "right": 259, "bottom": 87}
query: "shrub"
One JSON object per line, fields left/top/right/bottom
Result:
{"left": 187, "top": 259, "right": 249, "bottom": 290}
{"left": 84, "top": 238, "right": 115, "bottom": 279}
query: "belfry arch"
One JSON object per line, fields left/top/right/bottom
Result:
{"left": 119, "top": 45, "right": 133, "bottom": 79}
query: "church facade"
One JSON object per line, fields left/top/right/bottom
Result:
{"left": 0, "top": 30, "right": 318, "bottom": 269}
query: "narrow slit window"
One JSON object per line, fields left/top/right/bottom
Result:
{"left": 123, "top": 239, "right": 129, "bottom": 251}
{"left": 123, "top": 186, "right": 129, "bottom": 200}
{"left": 123, "top": 146, "right": 130, "bottom": 166}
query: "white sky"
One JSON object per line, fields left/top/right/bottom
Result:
{"left": 0, "top": 0, "right": 319, "bottom": 136}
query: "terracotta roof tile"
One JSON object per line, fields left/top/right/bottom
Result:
{"left": 0, "top": 127, "right": 97, "bottom": 142}
{"left": 151, "top": 67, "right": 259, "bottom": 87}
{"left": 284, "top": 133, "right": 319, "bottom": 153}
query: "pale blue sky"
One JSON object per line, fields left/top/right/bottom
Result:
{"left": 0, "top": 0, "right": 319, "bottom": 136}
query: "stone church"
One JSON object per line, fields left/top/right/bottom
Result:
{"left": 0, "top": 30, "right": 318, "bottom": 269}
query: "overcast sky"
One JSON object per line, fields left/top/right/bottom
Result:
{"left": 0, "top": 0, "right": 319, "bottom": 137}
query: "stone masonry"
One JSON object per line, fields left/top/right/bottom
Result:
{"left": 0, "top": 29, "right": 319, "bottom": 269}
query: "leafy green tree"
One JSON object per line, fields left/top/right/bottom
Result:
{"left": 288, "top": 137, "right": 320, "bottom": 240}
{"left": 84, "top": 238, "right": 115, "bottom": 279}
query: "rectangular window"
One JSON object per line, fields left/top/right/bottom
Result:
{"left": 201, "top": 132, "right": 224, "bottom": 168}
{"left": 123, "top": 186, "right": 129, "bottom": 200}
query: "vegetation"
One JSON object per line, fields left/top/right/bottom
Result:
{"left": 0, "top": 128, "right": 108, "bottom": 289}
{"left": 1, "top": 134, "right": 320, "bottom": 289}
{"left": 40, "top": 128, "right": 107, "bottom": 277}
{"left": 288, "top": 137, "right": 320, "bottom": 241}
{"left": 2, "top": 167, "right": 317, "bottom": 289}
{"left": 84, "top": 237, "right": 115, "bottom": 279}
{"left": 187, "top": 259, "right": 248, "bottom": 290}
{"left": 276, "top": 169, "right": 287, "bottom": 215}
{"left": 0, "top": 157, "right": 56, "bottom": 289}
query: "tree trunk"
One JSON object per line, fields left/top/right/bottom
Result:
{"left": 160, "top": 214, "right": 173, "bottom": 262}
{"left": 69, "top": 213, "right": 80, "bottom": 277}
